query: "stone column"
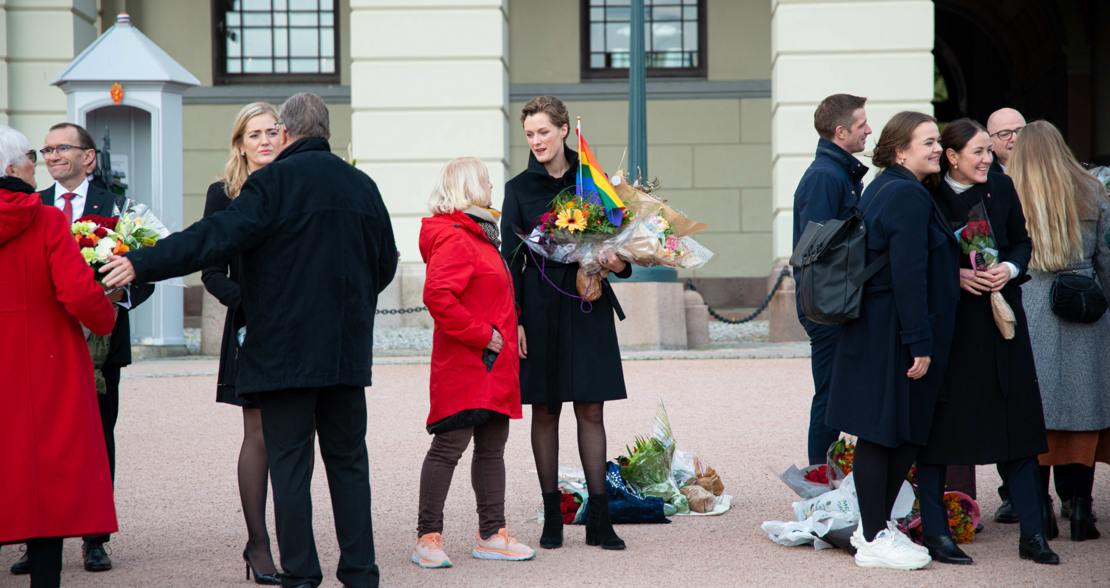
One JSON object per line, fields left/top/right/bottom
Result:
{"left": 350, "top": 0, "right": 509, "bottom": 326}
{"left": 768, "top": 0, "right": 934, "bottom": 340}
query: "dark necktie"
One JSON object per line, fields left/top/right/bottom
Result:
{"left": 61, "top": 192, "right": 77, "bottom": 223}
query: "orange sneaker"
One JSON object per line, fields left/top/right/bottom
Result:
{"left": 472, "top": 528, "right": 536, "bottom": 561}
{"left": 412, "top": 533, "right": 452, "bottom": 568}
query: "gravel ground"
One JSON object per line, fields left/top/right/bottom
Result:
{"left": 709, "top": 320, "right": 769, "bottom": 343}
{"left": 3, "top": 357, "right": 1107, "bottom": 587}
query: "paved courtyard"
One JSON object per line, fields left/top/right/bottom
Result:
{"left": 3, "top": 354, "right": 1108, "bottom": 587}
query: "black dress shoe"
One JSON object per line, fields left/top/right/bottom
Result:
{"left": 10, "top": 552, "right": 29, "bottom": 575}
{"left": 584, "top": 493, "right": 625, "bottom": 550}
{"left": 1061, "top": 498, "right": 1099, "bottom": 522}
{"left": 1019, "top": 533, "right": 1060, "bottom": 564}
{"left": 243, "top": 547, "right": 281, "bottom": 585}
{"left": 540, "top": 491, "right": 564, "bottom": 549}
{"left": 994, "top": 499, "right": 1019, "bottom": 524}
{"left": 922, "top": 535, "right": 973, "bottom": 565}
{"left": 1070, "top": 497, "right": 1101, "bottom": 541}
{"left": 1041, "top": 496, "right": 1059, "bottom": 540}
{"left": 82, "top": 541, "right": 112, "bottom": 572}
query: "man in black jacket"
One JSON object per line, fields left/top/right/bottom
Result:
{"left": 986, "top": 107, "right": 1025, "bottom": 175}
{"left": 792, "top": 94, "right": 871, "bottom": 464}
{"left": 102, "top": 93, "right": 398, "bottom": 588}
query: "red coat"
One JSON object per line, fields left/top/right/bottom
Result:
{"left": 419, "top": 211, "right": 521, "bottom": 425}
{"left": 0, "top": 186, "right": 117, "bottom": 545}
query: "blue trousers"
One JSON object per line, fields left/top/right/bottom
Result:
{"left": 807, "top": 323, "right": 841, "bottom": 464}
{"left": 919, "top": 458, "right": 1043, "bottom": 537}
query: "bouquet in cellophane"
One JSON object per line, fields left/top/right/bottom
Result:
{"left": 956, "top": 201, "right": 1016, "bottom": 339}
{"left": 601, "top": 172, "right": 714, "bottom": 270}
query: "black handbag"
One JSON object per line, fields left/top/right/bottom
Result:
{"left": 1050, "top": 270, "right": 1108, "bottom": 323}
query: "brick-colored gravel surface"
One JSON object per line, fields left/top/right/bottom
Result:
{"left": 3, "top": 357, "right": 1107, "bottom": 587}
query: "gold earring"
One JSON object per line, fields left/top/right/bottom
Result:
{"left": 954, "top": 163, "right": 958, "bottom": 170}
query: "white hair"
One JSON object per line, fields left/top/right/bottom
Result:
{"left": 0, "top": 126, "right": 29, "bottom": 177}
{"left": 427, "top": 157, "right": 492, "bottom": 215}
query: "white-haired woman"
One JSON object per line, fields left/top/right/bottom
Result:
{"left": 200, "top": 102, "right": 282, "bottom": 584}
{"left": 412, "top": 157, "right": 533, "bottom": 569}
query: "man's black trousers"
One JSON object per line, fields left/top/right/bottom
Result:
{"left": 85, "top": 364, "right": 121, "bottom": 544}
{"left": 259, "top": 384, "right": 378, "bottom": 588}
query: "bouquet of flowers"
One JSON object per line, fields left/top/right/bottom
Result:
{"left": 559, "top": 489, "right": 586, "bottom": 525}
{"left": 599, "top": 173, "right": 714, "bottom": 270}
{"left": 899, "top": 491, "right": 980, "bottom": 544}
{"left": 826, "top": 437, "right": 855, "bottom": 489}
{"left": 774, "top": 464, "right": 831, "bottom": 499}
{"left": 956, "top": 201, "right": 1016, "bottom": 339}
{"left": 616, "top": 399, "right": 690, "bottom": 514}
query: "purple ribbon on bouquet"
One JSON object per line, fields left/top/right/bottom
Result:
{"left": 525, "top": 245, "right": 604, "bottom": 314}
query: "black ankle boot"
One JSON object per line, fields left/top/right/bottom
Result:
{"left": 540, "top": 492, "right": 564, "bottom": 549}
{"left": 585, "top": 493, "right": 625, "bottom": 550}
{"left": 1019, "top": 533, "right": 1059, "bottom": 564}
{"left": 1041, "top": 496, "right": 1059, "bottom": 540}
{"left": 1070, "top": 497, "right": 1100, "bottom": 541}
{"left": 921, "top": 535, "right": 973, "bottom": 564}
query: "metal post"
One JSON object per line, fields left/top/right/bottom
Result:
{"left": 629, "top": 0, "right": 647, "bottom": 181}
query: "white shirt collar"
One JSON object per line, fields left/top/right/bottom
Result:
{"left": 54, "top": 176, "right": 90, "bottom": 199}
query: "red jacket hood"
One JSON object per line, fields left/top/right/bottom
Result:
{"left": 419, "top": 211, "right": 487, "bottom": 261}
{"left": 0, "top": 188, "right": 40, "bottom": 246}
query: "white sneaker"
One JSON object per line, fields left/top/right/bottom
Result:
{"left": 887, "top": 521, "right": 928, "bottom": 554}
{"left": 854, "top": 529, "right": 931, "bottom": 570}
{"left": 850, "top": 525, "right": 866, "bottom": 550}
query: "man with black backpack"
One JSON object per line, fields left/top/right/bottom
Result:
{"left": 792, "top": 94, "right": 871, "bottom": 465}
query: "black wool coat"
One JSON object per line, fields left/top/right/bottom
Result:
{"left": 41, "top": 183, "right": 155, "bottom": 366}
{"left": 500, "top": 145, "right": 631, "bottom": 408}
{"left": 127, "top": 138, "right": 399, "bottom": 394}
{"left": 826, "top": 165, "right": 961, "bottom": 448}
{"left": 917, "top": 172, "right": 1048, "bottom": 464}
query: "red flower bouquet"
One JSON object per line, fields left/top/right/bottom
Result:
{"left": 955, "top": 201, "right": 1017, "bottom": 339}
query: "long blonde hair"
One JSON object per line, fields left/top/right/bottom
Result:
{"left": 1009, "top": 120, "right": 1110, "bottom": 271}
{"left": 427, "top": 157, "right": 492, "bottom": 215}
{"left": 220, "top": 102, "right": 279, "bottom": 199}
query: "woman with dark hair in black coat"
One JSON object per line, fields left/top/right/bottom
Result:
{"left": 825, "top": 111, "right": 959, "bottom": 570}
{"left": 916, "top": 118, "right": 1055, "bottom": 565}
{"left": 500, "top": 95, "right": 631, "bottom": 551}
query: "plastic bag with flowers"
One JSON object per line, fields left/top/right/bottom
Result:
{"left": 826, "top": 436, "right": 855, "bottom": 489}
{"left": 598, "top": 173, "right": 714, "bottom": 270}
{"left": 899, "top": 491, "right": 980, "bottom": 544}
{"left": 956, "top": 200, "right": 1017, "bottom": 339}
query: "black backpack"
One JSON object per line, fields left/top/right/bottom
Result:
{"left": 789, "top": 181, "right": 902, "bottom": 325}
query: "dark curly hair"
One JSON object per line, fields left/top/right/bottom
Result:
{"left": 872, "top": 111, "right": 938, "bottom": 169}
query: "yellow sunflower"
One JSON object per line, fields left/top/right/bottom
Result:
{"left": 556, "top": 209, "right": 588, "bottom": 232}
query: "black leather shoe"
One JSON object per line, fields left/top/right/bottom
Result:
{"left": 9, "top": 551, "right": 29, "bottom": 575}
{"left": 1041, "top": 496, "right": 1059, "bottom": 540}
{"left": 1070, "top": 497, "right": 1101, "bottom": 541}
{"left": 922, "top": 535, "right": 973, "bottom": 565}
{"left": 994, "top": 500, "right": 1019, "bottom": 524}
{"left": 243, "top": 547, "right": 281, "bottom": 585}
{"left": 540, "top": 491, "right": 564, "bottom": 549}
{"left": 82, "top": 541, "right": 112, "bottom": 572}
{"left": 1061, "top": 498, "right": 1098, "bottom": 522}
{"left": 584, "top": 493, "right": 625, "bottom": 550}
{"left": 1019, "top": 533, "right": 1060, "bottom": 564}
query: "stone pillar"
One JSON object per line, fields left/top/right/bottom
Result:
{"left": 768, "top": 0, "right": 934, "bottom": 339}
{"left": 200, "top": 290, "right": 225, "bottom": 357}
{"left": 609, "top": 282, "right": 687, "bottom": 351}
{"left": 349, "top": 0, "right": 509, "bottom": 284}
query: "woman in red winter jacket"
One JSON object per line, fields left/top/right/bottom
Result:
{"left": 413, "top": 157, "right": 535, "bottom": 569}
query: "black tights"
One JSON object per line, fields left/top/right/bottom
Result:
{"left": 240, "top": 408, "right": 278, "bottom": 575}
{"left": 854, "top": 439, "right": 919, "bottom": 541}
{"left": 531, "top": 402, "right": 609, "bottom": 495}
{"left": 1040, "top": 463, "right": 1095, "bottom": 502}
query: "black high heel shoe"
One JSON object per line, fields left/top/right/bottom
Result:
{"left": 243, "top": 547, "right": 281, "bottom": 585}
{"left": 1041, "top": 496, "right": 1059, "bottom": 540}
{"left": 540, "top": 491, "right": 564, "bottom": 549}
{"left": 585, "top": 493, "right": 625, "bottom": 550}
{"left": 1070, "top": 497, "right": 1101, "bottom": 541}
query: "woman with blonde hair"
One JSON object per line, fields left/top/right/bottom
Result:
{"left": 412, "top": 157, "right": 533, "bottom": 568}
{"left": 1010, "top": 120, "right": 1110, "bottom": 543}
{"left": 200, "top": 101, "right": 282, "bottom": 583}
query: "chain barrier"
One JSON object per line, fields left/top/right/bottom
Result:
{"left": 685, "top": 266, "right": 791, "bottom": 325}
{"left": 375, "top": 306, "right": 428, "bottom": 315}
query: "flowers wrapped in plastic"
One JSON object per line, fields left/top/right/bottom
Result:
{"left": 899, "top": 491, "right": 980, "bottom": 544}
{"left": 957, "top": 202, "right": 1016, "bottom": 339}
{"left": 826, "top": 437, "right": 855, "bottom": 489}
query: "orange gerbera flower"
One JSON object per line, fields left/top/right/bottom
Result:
{"left": 555, "top": 209, "right": 588, "bottom": 233}
{"left": 113, "top": 243, "right": 130, "bottom": 255}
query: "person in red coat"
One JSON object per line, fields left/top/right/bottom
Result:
{"left": 412, "top": 157, "right": 533, "bottom": 569}
{"left": 0, "top": 125, "right": 117, "bottom": 586}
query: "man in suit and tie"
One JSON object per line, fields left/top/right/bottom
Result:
{"left": 36, "top": 122, "right": 154, "bottom": 572}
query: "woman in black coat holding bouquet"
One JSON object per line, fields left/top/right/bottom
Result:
{"left": 825, "top": 111, "right": 960, "bottom": 570}
{"left": 500, "top": 95, "right": 631, "bottom": 551}
{"left": 916, "top": 118, "right": 1055, "bottom": 565}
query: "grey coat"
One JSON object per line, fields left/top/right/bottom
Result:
{"left": 1023, "top": 195, "right": 1110, "bottom": 431}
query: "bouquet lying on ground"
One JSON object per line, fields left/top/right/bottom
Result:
{"left": 827, "top": 437, "right": 855, "bottom": 489}
{"left": 956, "top": 201, "right": 1016, "bottom": 339}
{"left": 899, "top": 491, "right": 980, "bottom": 544}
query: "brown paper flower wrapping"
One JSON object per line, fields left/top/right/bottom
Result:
{"left": 576, "top": 268, "right": 609, "bottom": 301}
{"left": 991, "top": 291, "right": 1016, "bottom": 340}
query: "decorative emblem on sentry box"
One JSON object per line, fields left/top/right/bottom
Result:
{"left": 111, "top": 83, "right": 123, "bottom": 105}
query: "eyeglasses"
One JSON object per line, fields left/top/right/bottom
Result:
{"left": 39, "top": 144, "right": 92, "bottom": 156}
{"left": 24, "top": 150, "right": 36, "bottom": 164}
{"left": 990, "top": 127, "right": 1023, "bottom": 141}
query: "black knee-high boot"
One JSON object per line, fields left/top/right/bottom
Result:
{"left": 585, "top": 494, "right": 625, "bottom": 550}
{"left": 540, "top": 492, "right": 564, "bottom": 549}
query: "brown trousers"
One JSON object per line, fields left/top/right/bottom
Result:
{"left": 417, "top": 417, "right": 510, "bottom": 537}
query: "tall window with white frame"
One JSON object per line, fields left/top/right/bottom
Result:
{"left": 581, "top": 0, "right": 706, "bottom": 80}
{"left": 214, "top": 0, "right": 339, "bottom": 84}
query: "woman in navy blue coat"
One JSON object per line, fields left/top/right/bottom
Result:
{"left": 825, "top": 112, "right": 960, "bottom": 569}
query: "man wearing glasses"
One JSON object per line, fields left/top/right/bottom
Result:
{"left": 987, "top": 107, "right": 1026, "bottom": 174}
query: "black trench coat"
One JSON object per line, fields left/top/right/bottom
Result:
{"left": 826, "top": 165, "right": 961, "bottom": 448}
{"left": 500, "top": 145, "right": 631, "bottom": 408}
{"left": 917, "top": 173, "right": 1048, "bottom": 464}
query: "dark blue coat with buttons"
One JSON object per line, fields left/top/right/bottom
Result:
{"left": 825, "top": 164, "right": 960, "bottom": 448}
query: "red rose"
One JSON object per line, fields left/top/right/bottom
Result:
{"left": 103, "top": 217, "right": 119, "bottom": 230}
{"left": 78, "top": 237, "right": 96, "bottom": 248}
{"left": 562, "top": 512, "right": 575, "bottom": 525}
{"left": 979, "top": 220, "right": 990, "bottom": 234}
{"left": 94, "top": 227, "right": 108, "bottom": 237}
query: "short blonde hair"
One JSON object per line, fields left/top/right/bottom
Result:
{"left": 428, "top": 157, "right": 491, "bottom": 215}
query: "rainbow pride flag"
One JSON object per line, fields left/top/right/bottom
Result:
{"left": 576, "top": 127, "right": 626, "bottom": 226}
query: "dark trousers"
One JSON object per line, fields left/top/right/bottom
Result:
{"left": 417, "top": 418, "right": 510, "bottom": 537}
{"left": 1000, "top": 463, "right": 1074, "bottom": 503}
{"left": 259, "top": 385, "right": 378, "bottom": 588}
{"left": 921, "top": 458, "right": 1043, "bottom": 537}
{"left": 807, "top": 324, "right": 841, "bottom": 464}
{"left": 85, "top": 364, "right": 121, "bottom": 544}
{"left": 26, "top": 537, "right": 64, "bottom": 588}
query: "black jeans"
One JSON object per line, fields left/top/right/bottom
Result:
{"left": 921, "top": 458, "right": 1043, "bottom": 537}
{"left": 85, "top": 364, "right": 121, "bottom": 544}
{"left": 27, "top": 537, "right": 64, "bottom": 588}
{"left": 259, "top": 385, "right": 378, "bottom": 588}
{"left": 807, "top": 324, "right": 841, "bottom": 464}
